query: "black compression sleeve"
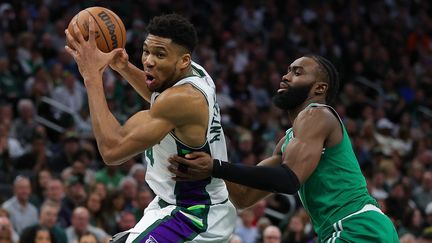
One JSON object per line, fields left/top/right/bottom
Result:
{"left": 212, "top": 160, "right": 300, "bottom": 194}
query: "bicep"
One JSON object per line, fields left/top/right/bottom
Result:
{"left": 283, "top": 109, "right": 333, "bottom": 184}
{"left": 106, "top": 110, "right": 175, "bottom": 164}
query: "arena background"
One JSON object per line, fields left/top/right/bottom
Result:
{"left": 0, "top": 0, "right": 431, "bottom": 242}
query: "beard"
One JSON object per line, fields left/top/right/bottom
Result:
{"left": 272, "top": 83, "right": 313, "bottom": 110}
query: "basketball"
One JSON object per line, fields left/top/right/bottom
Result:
{"left": 67, "top": 7, "right": 126, "bottom": 53}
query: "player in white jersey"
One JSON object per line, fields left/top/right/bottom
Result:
{"left": 65, "top": 13, "right": 236, "bottom": 243}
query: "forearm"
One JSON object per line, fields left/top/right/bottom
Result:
{"left": 225, "top": 156, "right": 278, "bottom": 208}
{"left": 113, "top": 62, "right": 151, "bottom": 102}
{"left": 226, "top": 181, "right": 271, "bottom": 209}
{"left": 214, "top": 160, "right": 300, "bottom": 194}
{"left": 84, "top": 78, "right": 123, "bottom": 164}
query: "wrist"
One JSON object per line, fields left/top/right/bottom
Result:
{"left": 212, "top": 159, "right": 224, "bottom": 178}
{"left": 111, "top": 62, "right": 129, "bottom": 73}
{"left": 83, "top": 75, "right": 103, "bottom": 87}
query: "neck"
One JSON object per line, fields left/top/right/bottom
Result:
{"left": 17, "top": 198, "right": 27, "bottom": 206}
{"left": 287, "top": 99, "right": 325, "bottom": 124}
{"left": 177, "top": 66, "right": 193, "bottom": 81}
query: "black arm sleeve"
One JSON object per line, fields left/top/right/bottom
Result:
{"left": 212, "top": 160, "right": 300, "bottom": 194}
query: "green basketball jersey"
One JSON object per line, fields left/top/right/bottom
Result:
{"left": 281, "top": 103, "right": 378, "bottom": 238}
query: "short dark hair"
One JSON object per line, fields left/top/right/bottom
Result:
{"left": 147, "top": 13, "right": 198, "bottom": 53}
{"left": 305, "top": 54, "right": 340, "bottom": 104}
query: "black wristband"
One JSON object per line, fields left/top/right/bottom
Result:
{"left": 212, "top": 159, "right": 300, "bottom": 194}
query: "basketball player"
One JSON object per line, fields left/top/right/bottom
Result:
{"left": 168, "top": 55, "right": 399, "bottom": 242}
{"left": 65, "top": 14, "right": 236, "bottom": 242}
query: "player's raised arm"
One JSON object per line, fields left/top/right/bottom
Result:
{"left": 93, "top": 85, "right": 206, "bottom": 165}
{"left": 109, "top": 50, "right": 152, "bottom": 102}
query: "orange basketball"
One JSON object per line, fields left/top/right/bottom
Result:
{"left": 67, "top": 7, "right": 126, "bottom": 53}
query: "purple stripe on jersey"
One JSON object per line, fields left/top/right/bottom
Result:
{"left": 176, "top": 180, "right": 211, "bottom": 206}
{"left": 138, "top": 211, "right": 197, "bottom": 243}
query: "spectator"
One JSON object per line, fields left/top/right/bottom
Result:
{"left": 132, "top": 188, "right": 154, "bottom": 222}
{"left": 234, "top": 209, "right": 259, "bottom": 243}
{"left": 85, "top": 192, "right": 104, "bottom": 229}
{"left": 51, "top": 71, "right": 85, "bottom": 116}
{"left": 30, "top": 169, "right": 52, "bottom": 207}
{"left": 49, "top": 132, "right": 80, "bottom": 174}
{"left": 100, "top": 190, "right": 125, "bottom": 235}
{"left": 1, "top": 176, "right": 38, "bottom": 234}
{"left": 19, "top": 225, "right": 55, "bottom": 243}
{"left": 398, "top": 208, "right": 424, "bottom": 238}
{"left": 62, "top": 175, "right": 87, "bottom": 216}
{"left": 94, "top": 166, "right": 124, "bottom": 192}
{"left": 127, "top": 163, "right": 147, "bottom": 190}
{"left": 65, "top": 207, "right": 110, "bottom": 243}
{"left": 0, "top": 123, "right": 23, "bottom": 160}
{"left": 14, "top": 131, "right": 51, "bottom": 172}
{"left": 413, "top": 171, "right": 432, "bottom": 212}
{"left": 281, "top": 214, "right": 309, "bottom": 243}
{"left": 43, "top": 178, "right": 69, "bottom": 227}
{"left": 118, "top": 176, "right": 138, "bottom": 210}
{"left": 36, "top": 202, "right": 66, "bottom": 243}
{"left": 115, "top": 211, "right": 136, "bottom": 234}
{"left": 9, "top": 99, "right": 37, "bottom": 147}
{"left": 0, "top": 216, "right": 19, "bottom": 243}
{"left": 228, "top": 234, "right": 243, "bottom": 243}
{"left": 78, "top": 232, "right": 98, "bottom": 243}
{"left": 20, "top": 201, "right": 66, "bottom": 243}
{"left": 263, "top": 225, "right": 281, "bottom": 243}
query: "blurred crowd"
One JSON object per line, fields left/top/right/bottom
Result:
{"left": 0, "top": 0, "right": 432, "bottom": 242}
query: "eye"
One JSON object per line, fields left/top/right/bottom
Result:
{"left": 143, "top": 50, "right": 150, "bottom": 56}
{"left": 156, "top": 52, "right": 166, "bottom": 58}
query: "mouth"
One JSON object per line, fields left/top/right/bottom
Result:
{"left": 145, "top": 73, "right": 155, "bottom": 86}
{"left": 277, "top": 82, "right": 289, "bottom": 93}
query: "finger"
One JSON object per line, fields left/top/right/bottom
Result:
{"left": 170, "top": 155, "right": 195, "bottom": 166}
{"left": 88, "top": 17, "right": 96, "bottom": 47}
{"left": 167, "top": 156, "right": 180, "bottom": 165}
{"left": 73, "top": 22, "right": 85, "bottom": 43}
{"left": 64, "top": 29, "right": 79, "bottom": 50}
{"left": 185, "top": 151, "right": 209, "bottom": 159}
{"left": 108, "top": 48, "right": 124, "bottom": 60}
{"left": 168, "top": 166, "right": 190, "bottom": 178}
{"left": 64, "top": 45, "right": 78, "bottom": 58}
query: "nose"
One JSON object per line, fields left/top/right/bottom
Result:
{"left": 282, "top": 73, "right": 290, "bottom": 82}
{"left": 142, "top": 54, "right": 155, "bottom": 68}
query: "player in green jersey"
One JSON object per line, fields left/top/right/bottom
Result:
{"left": 168, "top": 55, "right": 398, "bottom": 242}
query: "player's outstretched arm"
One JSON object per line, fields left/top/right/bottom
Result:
{"left": 168, "top": 138, "right": 284, "bottom": 209}
{"left": 168, "top": 108, "right": 338, "bottom": 207}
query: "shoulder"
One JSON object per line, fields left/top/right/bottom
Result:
{"left": 157, "top": 83, "right": 205, "bottom": 104}
{"left": 151, "top": 83, "right": 207, "bottom": 119}
{"left": 296, "top": 106, "right": 338, "bottom": 126}
{"left": 293, "top": 106, "right": 339, "bottom": 136}
{"left": 2, "top": 198, "right": 14, "bottom": 208}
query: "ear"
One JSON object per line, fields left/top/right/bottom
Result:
{"left": 179, "top": 53, "right": 191, "bottom": 70}
{"left": 314, "top": 82, "right": 328, "bottom": 95}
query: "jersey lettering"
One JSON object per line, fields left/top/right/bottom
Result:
{"left": 209, "top": 100, "right": 222, "bottom": 143}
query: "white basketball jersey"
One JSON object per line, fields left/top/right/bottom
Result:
{"left": 144, "top": 62, "right": 229, "bottom": 206}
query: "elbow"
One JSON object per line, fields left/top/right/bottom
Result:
{"left": 100, "top": 149, "right": 124, "bottom": 166}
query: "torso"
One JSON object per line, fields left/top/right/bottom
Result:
{"left": 282, "top": 103, "right": 378, "bottom": 237}
{"left": 145, "top": 62, "right": 229, "bottom": 206}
